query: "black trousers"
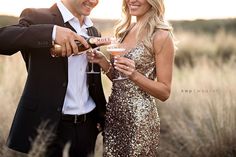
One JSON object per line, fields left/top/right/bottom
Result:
{"left": 45, "top": 112, "right": 99, "bottom": 157}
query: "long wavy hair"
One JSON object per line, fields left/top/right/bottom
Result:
{"left": 115, "top": 0, "right": 173, "bottom": 54}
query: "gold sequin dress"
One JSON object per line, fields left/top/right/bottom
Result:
{"left": 103, "top": 43, "right": 160, "bottom": 157}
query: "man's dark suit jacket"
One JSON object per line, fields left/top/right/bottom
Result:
{"left": 0, "top": 4, "right": 106, "bottom": 153}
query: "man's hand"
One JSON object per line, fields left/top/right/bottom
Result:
{"left": 54, "top": 25, "right": 89, "bottom": 57}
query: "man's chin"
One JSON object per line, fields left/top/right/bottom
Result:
{"left": 84, "top": 12, "right": 91, "bottom": 16}
{"left": 82, "top": 7, "right": 92, "bottom": 16}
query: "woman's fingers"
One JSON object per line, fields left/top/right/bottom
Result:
{"left": 114, "top": 57, "right": 135, "bottom": 70}
{"left": 86, "top": 50, "right": 104, "bottom": 63}
{"left": 87, "top": 52, "right": 94, "bottom": 62}
{"left": 114, "top": 57, "right": 135, "bottom": 77}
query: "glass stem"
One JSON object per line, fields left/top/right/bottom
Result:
{"left": 91, "top": 62, "right": 94, "bottom": 72}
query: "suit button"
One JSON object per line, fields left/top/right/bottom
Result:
{"left": 57, "top": 107, "right": 62, "bottom": 112}
{"left": 62, "top": 82, "right": 67, "bottom": 87}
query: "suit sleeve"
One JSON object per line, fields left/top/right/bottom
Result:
{"left": 0, "top": 8, "right": 54, "bottom": 55}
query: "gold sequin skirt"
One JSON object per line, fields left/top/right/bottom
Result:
{"left": 103, "top": 81, "right": 160, "bottom": 157}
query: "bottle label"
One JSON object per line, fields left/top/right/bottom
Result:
{"left": 89, "top": 37, "right": 111, "bottom": 46}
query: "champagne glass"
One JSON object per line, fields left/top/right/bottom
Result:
{"left": 107, "top": 43, "right": 128, "bottom": 81}
{"left": 86, "top": 47, "right": 100, "bottom": 74}
{"left": 86, "top": 37, "right": 111, "bottom": 74}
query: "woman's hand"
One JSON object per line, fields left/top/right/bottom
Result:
{"left": 87, "top": 49, "right": 111, "bottom": 74}
{"left": 114, "top": 57, "right": 137, "bottom": 80}
{"left": 87, "top": 49, "right": 105, "bottom": 64}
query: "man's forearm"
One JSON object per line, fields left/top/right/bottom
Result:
{"left": 0, "top": 24, "right": 54, "bottom": 55}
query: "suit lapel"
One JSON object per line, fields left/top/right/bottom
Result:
{"left": 50, "top": 4, "right": 64, "bottom": 27}
{"left": 50, "top": 4, "right": 68, "bottom": 76}
{"left": 49, "top": 4, "right": 100, "bottom": 85}
{"left": 50, "top": 4, "right": 76, "bottom": 33}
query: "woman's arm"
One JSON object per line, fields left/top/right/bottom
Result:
{"left": 87, "top": 50, "right": 113, "bottom": 80}
{"left": 115, "top": 30, "right": 175, "bottom": 101}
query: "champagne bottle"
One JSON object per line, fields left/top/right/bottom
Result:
{"left": 50, "top": 36, "right": 111, "bottom": 57}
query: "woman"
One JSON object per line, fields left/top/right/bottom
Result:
{"left": 88, "top": 0, "right": 175, "bottom": 156}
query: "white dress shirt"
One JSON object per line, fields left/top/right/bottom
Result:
{"left": 55, "top": 1, "right": 96, "bottom": 115}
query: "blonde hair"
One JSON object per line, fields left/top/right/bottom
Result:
{"left": 115, "top": 0, "right": 173, "bottom": 54}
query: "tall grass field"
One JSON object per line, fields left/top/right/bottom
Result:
{"left": 0, "top": 16, "right": 236, "bottom": 157}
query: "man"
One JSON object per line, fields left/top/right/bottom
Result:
{"left": 0, "top": 0, "right": 106, "bottom": 156}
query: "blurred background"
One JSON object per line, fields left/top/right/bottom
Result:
{"left": 0, "top": 0, "right": 236, "bottom": 157}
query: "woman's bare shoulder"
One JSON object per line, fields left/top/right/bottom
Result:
{"left": 153, "top": 29, "right": 171, "bottom": 43}
{"left": 153, "top": 29, "right": 174, "bottom": 55}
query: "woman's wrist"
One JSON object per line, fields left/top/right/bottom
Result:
{"left": 129, "top": 70, "right": 139, "bottom": 82}
{"left": 100, "top": 58, "right": 112, "bottom": 74}
{"left": 102, "top": 63, "right": 112, "bottom": 75}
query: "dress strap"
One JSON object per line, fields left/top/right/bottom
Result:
{"left": 119, "top": 24, "right": 136, "bottom": 43}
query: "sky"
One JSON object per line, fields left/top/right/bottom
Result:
{"left": 0, "top": 0, "right": 235, "bottom": 20}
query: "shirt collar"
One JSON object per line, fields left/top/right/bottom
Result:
{"left": 57, "top": 1, "right": 93, "bottom": 28}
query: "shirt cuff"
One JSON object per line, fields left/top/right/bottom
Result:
{"left": 52, "top": 25, "right": 56, "bottom": 41}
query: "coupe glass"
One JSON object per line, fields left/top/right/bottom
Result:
{"left": 107, "top": 43, "right": 128, "bottom": 81}
{"left": 86, "top": 47, "right": 100, "bottom": 74}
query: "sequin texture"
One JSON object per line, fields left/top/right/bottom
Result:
{"left": 103, "top": 43, "right": 160, "bottom": 157}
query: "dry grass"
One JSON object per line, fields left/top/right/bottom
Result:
{"left": 158, "top": 61, "right": 236, "bottom": 157}
{"left": 0, "top": 53, "right": 26, "bottom": 138}
{"left": 0, "top": 30, "right": 236, "bottom": 156}
{"left": 174, "top": 30, "right": 236, "bottom": 68}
